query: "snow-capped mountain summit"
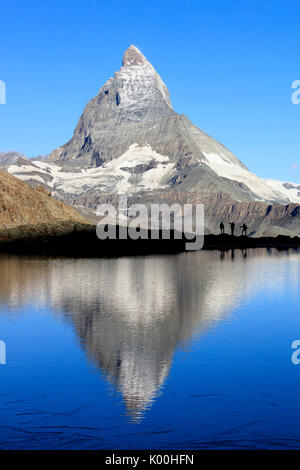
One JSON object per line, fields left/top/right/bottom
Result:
{"left": 3, "top": 45, "right": 300, "bottom": 235}
{"left": 119, "top": 44, "right": 172, "bottom": 109}
{"left": 35, "top": 44, "right": 286, "bottom": 205}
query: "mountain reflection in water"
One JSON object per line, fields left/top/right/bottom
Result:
{"left": 0, "top": 248, "right": 299, "bottom": 423}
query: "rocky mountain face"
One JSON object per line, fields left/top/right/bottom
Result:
{"left": 2, "top": 45, "right": 300, "bottom": 236}
{"left": 44, "top": 45, "right": 288, "bottom": 204}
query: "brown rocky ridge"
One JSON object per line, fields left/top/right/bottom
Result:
{"left": 0, "top": 170, "right": 91, "bottom": 243}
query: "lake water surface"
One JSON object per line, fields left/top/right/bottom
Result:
{"left": 0, "top": 249, "right": 300, "bottom": 449}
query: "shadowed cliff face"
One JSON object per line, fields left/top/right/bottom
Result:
{"left": 63, "top": 191, "right": 300, "bottom": 238}
{"left": 0, "top": 249, "right": 298, "bottom": 420}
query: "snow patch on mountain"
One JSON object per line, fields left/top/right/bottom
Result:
{"left": 203, "top": 152, "right": 289, "bottom": 203}
{"left": 9, "top": 144, "right": 298, "bottom": 204}
{"left": 8, "top": 144, "right": 175, "bottom": 195}
{"left": 264, "top": 179, "right": 300, "bottom": 204}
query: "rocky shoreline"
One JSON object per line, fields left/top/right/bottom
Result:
{"left": 0, "top": 222, "right": 299, "bottom": 257}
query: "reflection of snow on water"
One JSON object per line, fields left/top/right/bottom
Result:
{"left": 0, "top": 249, "right": 299, "bottom": 421}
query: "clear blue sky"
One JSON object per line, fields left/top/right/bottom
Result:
{"left": 0, "top": 0, "right": 299, "bottom": 181}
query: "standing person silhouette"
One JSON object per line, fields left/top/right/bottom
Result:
{"left": 241, "top": 223, "right": 248, "bottom": 236}
{"left": 229, "top": 222, "right": 235, "bottom": 236}
{"left": 219, "top": 221, "right": 225, "bottom": 234}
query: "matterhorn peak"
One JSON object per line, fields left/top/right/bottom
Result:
{"left": 10, "top": 42, "right": 294, "bottom": 222}
{"left": 114, "top": 44, "right": 172, "bottom": 111}
{"left": 122, "top": 45, "right": 148, "bottom": 67}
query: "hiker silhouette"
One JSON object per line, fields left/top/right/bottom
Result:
{"left": 241, "top": 223, "right": 248, "bottom": 236}
{"left": 219, "top": 221, "right": 225, "bottom": 234}
{"left": 229, "top": 222, "right": 235, "bottom": 236}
